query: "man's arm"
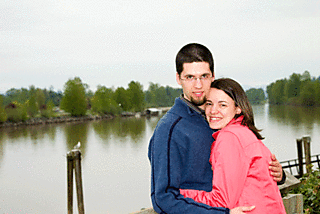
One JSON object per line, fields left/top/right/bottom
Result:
{"left": 180, "top": 132, "right": 250, "bottom": 208}
{"left": 148, "top": 122, "right": 229, "bottom": 214}
{"left": 269, "top": 154, "right": 286, "bottom": 185}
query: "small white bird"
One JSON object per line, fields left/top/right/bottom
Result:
{"left": 74, "top": 141, "right": 81, "bottom": 149}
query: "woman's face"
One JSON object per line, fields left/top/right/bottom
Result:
{"left": 205, "top": 88, "right": 241, "bottom": 130}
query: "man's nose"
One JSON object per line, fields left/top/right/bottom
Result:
{"left": 194, "top": 78, "right": 203, "bottom": 88}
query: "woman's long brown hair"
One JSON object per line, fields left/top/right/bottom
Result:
{"left": 211, "top": 78, "right": 264, "bottom": 140}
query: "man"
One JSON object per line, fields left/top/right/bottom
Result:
{"left": 148, "top": 43, "right": 285, "bottom": 214}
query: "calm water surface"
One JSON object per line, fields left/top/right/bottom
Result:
{"left": 0, "top": 104, "right": 320, "bottom": 213}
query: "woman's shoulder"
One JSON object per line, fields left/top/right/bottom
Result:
{"left": 219, "top": 123, "right": 259, "bottom": 146}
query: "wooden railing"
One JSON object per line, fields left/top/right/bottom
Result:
{"left": 280, "top": 136, "right": 320, "bottom": 178}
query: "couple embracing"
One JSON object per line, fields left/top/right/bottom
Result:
{"left": 148, "top": 43, "right": 286, "bottom": 214}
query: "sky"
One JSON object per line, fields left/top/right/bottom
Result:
{"left": 1, "top": 0, "right": 319, "bottom": 93}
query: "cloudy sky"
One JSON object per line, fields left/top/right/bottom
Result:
{"left": 1, "top": 0, "right": 319, "bottom": 93}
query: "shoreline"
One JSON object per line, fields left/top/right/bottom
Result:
{"left": 0, "top": 114, "right": 115, "bottom": 129}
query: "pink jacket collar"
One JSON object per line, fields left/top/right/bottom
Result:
{"left": 212, "top": 115, "right": 244, "bottom": 140}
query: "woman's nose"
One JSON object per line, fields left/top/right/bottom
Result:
{"left": 209, "top": 105, "right": 218, "bottom": 114}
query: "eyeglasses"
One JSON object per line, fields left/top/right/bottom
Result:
{"left": 180, "top": 74, "right": 212, "bottom": 83}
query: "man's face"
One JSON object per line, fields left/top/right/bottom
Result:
{"left": 176, "top": 62, "right": 214, "bottom": 108}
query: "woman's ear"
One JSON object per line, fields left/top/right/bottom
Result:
{"left": 236, "top": 107, "right": 242, "bottom": 115}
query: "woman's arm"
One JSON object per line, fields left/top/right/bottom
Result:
{"left": 180, "top": 131, "right": 250, "bottom": 208}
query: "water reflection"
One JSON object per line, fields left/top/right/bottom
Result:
{"left": 268, "top": 104, "right": 320, "bottom": 130}
{"left": 64, "top": 122, "right": 89, "bottom": 154}
{"left": 0, "top": 125, "right": 58, "bottom": 145}
{"left": 92, "top": 117, "right": 146, "bottom": 146}
{"left": 0, "top": 110, "right": 319, "bottom": 213}
{"left": 146, "top": 115, "right": 162, "bottom": 130}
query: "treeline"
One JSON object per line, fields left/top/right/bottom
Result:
{"left": 267, "top": 71, "right": 320, "bottom": 106}
{"left": 0, "top": 77, "right": 182, "bottom": 123}
{"left": 246, "top": 88, "right": 266, "bottom": 104}
{"left": 1, "top": 70, "right": 318, "bottom": 123}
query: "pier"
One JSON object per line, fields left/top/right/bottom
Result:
{"left": 280, "top": 136, "right": 320, "bottom": 178}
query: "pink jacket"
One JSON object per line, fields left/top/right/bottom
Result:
{"left": 180, "top": 116, "right": 286, "bottom": 214}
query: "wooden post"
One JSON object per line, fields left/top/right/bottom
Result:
{"left": 67, "top": 152, "right": 74, "bottom": 214}
{"left": 296, "top": 138, "right": 303, "bottom": 178}
{"left": 74, "top": 150, "right": 85, "bottom": 214}
{"left": 302, "top": 136, "right": 311, "bottom": 174}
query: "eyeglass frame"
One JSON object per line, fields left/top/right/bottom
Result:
{"left": 179, "top": 74, "right": 213, "bottom": 83}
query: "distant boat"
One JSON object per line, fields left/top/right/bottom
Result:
{"left": 145, "top": 108, "right": 161, "bottom": 116}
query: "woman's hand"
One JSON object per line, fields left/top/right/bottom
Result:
{"left": 230, "top": 206, "right": 255, "bottom": 214}
{"left": 269, "top": 154, "right": 283, "bottom": 182}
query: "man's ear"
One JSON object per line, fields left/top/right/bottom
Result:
{"left": 176, "top": 73, "right": 182, "bottom": 85}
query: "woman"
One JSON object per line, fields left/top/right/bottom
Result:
{"left": 180, "top": 78, "right": 286, "bottom": 214}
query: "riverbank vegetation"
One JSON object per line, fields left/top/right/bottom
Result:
{"left": 0, "top": 77, "right": 182, "bottom": 123}
{"left": 267, "top": 70, "right": 320, "bottom": 106}
{"left": 288, "top": 165, "right": 320, "bottom": 214}
{"left": 1, "top": 70, "right": 319, "bottom": 123}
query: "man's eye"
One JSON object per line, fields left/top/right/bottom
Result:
{"left": 186, "top": 76, "right": 194, "bottom": 80}
{"left": 201, "top": 74, "right": 209, "bottom": 79}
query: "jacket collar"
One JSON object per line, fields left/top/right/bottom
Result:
{"left": 179, "top": 94, "right": 206, "bottom": 119}
{"left": 212, "top": 115, "right": 244, "bottom": 139}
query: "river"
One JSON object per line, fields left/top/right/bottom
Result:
{"left": 0, "top": 104, "right": 319, "bottom": 213}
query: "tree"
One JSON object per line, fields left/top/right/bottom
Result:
{"left": 300, "top": 80, "right": 316, "bottom": 106}
{"left": 41, "top": 99, "right": 54, "bottom": 118}
{"left": 60, "top": 77, "right": 87, "bottom": 116}
{"left": 113, "top": 87, "right": 130, "bottom": 111}
{"left": 0, "top": 95, "right": 7, "bottom": 122}
{"left": 91, "top": 85, "right": 120, "bottom": 115}
{"left": 284, "top": 73, "right": 301, "bottom": 103}
{"left": 27, "top": 85, "right": 39, "bottom": 118}
{"left": 301, "top": 70, "right": 311, "bottom": 81}
{"left": 4, "top": 88, "right": 29, "bottom": 106}
{"left": 36, "top": 88, "right": 46, "bottom": 110}
{"left": 145, "top": 83, "right": 182, "bottom": 108}
{"left": 246, "top": 88, "right": 266, "bottom": 104}
{"left": 267, "top": 79, "right": 286, "bottom": 104}
{"left": 127, "top": 81, "right": 145, "bottom": 112}
{"left": 145, "top": 82, "right": 158, "bottom": 107}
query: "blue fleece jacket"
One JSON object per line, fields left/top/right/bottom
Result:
{"left": 148, "top": 97, "right": 229, "bottom": 214}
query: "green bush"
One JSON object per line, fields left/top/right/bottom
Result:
{"left": 40, "top": 100, "right": 54, "bottom": 118}
{"left": 289, "top": 165, "right": 320, "bottom": 214}
{"left": 0, "top": 107, "right": 7, "bottom": 122}
{"left": 6, "top": 106, "right": 28, "bottom": 122}
{"left": 0, "top": 95, "right": 7, "bottom": 122}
